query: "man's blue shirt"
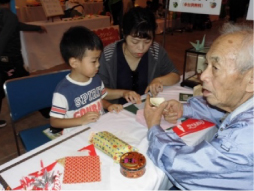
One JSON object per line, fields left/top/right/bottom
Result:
{"left": 147, "top": 96, "right": 254, "bottom": 190}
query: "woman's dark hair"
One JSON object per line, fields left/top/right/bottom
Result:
{"left": 60, "top": 26, "right": 103, "bottom": 65}
{"left": 122, "top": 6, "right": 157, "bottom": 40}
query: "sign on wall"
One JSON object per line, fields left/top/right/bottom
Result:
{"left": 169, "top": 0, "right": 222, "bottom": 15}
{"left": 246, "top": 0, "right": 253, "bottom": 20}
{"left": 40, "top": 0, "right": 64, "bottom": 18}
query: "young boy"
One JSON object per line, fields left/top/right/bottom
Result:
{"left": 50, "top": 26, "right": 123, "bottom": 134}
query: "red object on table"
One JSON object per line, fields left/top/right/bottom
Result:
{"left": 172, "top": 119, "right": 215, "bottom": 137}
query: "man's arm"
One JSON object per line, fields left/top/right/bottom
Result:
{"left": 163, "top": 96, "right": 226, "bottom": 125}
{"left": 144, "top": 95, "right": 252, "bottom": 190}
{"left": 104, "top": 88, "right": 142, "bottom": 104}
{"left": 147, "top": 124, "right": 253, "bottom": 190}
{"left": 18, "top": 22, "right": 47, "bottom": 33}
{"left": 182, "top": 96, "right": 226, "bottom": 124}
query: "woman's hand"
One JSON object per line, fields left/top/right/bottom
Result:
{"left": 107, "top": 104, "right": 123, "bottom": 113}
{"left": 145, "top": 78, "right": 163, "bottom": 97}
{"left": 123, "top": 90, "right": 141, "bottom": 104}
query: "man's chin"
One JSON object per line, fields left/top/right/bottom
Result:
{"left": 205, "top": 97, "right": 216, "bottom": 106}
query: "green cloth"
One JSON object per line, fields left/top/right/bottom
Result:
{"left": 124, "top": 104, "right": 139, "bottom": 114}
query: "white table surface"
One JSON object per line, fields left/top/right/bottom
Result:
{"left": 21, "top": 15, "right": 110, "bottom": 72}
{"left": 0, "top": 84, "right": 193, "bottom": 190}
{"left": 18, "top": 2, "right": 103, "bottom": 22}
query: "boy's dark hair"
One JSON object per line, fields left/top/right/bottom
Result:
{"left": 122, "top": 6, "right": 157, "bottom": 40}
{"left": 60, "top": 26, "right": 103, "bottom": 65}
{"left": 0, "top": 0, "right": 10, "bottom": 4}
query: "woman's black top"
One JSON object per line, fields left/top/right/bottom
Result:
{"left": 116, "top": 41, "right": 148, "bottom": 104}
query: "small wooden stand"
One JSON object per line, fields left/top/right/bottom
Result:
{"left": 41, "top": 0, "right": 64, "bottom": 22}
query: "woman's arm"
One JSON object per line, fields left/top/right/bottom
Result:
{"left": 145, "top": 72, "right": 180, "bottom": 96}
{"left": 152, "top": 72, "right": 180, "bottom": 86}
{"left": 101, "top": 99, "right": 123, "bottom": 112}
{"left": 104, "top": 88, "right": 142, "bottom": 104}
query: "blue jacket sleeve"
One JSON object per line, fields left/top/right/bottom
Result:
{"left": 147, "top": 97, "right": 253, "bottom": 190}
{"left": 147, "top": 124, "right": 253, "bottom": 190}
{"left": 183, "top": 96, "right": 226, "bottom": 125}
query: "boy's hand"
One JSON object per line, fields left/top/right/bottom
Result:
{"left": 80, "top": 112, "right": 100, "bottom": 125}
{"left": 107, "top": 104, "right": 123, "bottom": 113}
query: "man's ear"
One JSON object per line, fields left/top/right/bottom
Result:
{"left": 245, "top": 68, "right": 254, "bottom": 93}
{"left": 69, "top": 57, "right": 78, "bottom": 68}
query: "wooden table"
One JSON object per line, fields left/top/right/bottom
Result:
{"left": 17, "top": 2, "right": 103, "bottom": 22}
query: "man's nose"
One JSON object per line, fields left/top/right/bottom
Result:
{"left": 200, "top": 67, "right": 209, "bottom": 82}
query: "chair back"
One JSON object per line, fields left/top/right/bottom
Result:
{"left": 4, "top": 70, "right": 70, "bottom": 122}
{"left": 4, "top": 69, "right": 70, "bottom": 155}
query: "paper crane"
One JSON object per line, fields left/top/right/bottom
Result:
{"left": 190, "top": 35, "right": 206, "bottom": 51}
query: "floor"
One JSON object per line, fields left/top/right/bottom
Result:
{"left": 0, "top": 18, "right": 252, "bottom": 165}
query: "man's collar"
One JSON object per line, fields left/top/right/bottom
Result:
{"left": 229, "top": 96, "right": 254, "bottom": 121}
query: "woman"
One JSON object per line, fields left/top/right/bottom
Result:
{"left": 99, "top": 6, "right": 180, "bottom": 104}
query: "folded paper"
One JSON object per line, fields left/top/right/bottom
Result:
{"left": 13, "top": 161, "right": 62, "bottom": 190}
{"left": 90, "top": 131, "right": 138, "bottom": 163}
{"left": 190, "top": 35, "right": 206, "bottom": 51}
{"left": 63, "top": 156, "right": 101, "bottom": 183}
{"left": 150, "top": 97, "right": 165, "bottom": 107}
{"left": 136, "top": 109, "right": 179, "bottom": 130}
{"left": 78, "top": 144, "right": 97, "bottom": 156}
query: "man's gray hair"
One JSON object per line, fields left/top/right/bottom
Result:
{"left": 220, "top": 23, "right": 253, "bottom": 73}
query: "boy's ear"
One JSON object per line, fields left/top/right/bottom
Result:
{"left": 69, "top": 57, "right": 78, "bottom": 68}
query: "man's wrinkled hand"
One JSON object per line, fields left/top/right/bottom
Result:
{"left": 163, "top": 100, "right": 183, "bottom": 124}
{"left": 144, "top": 94, "right": 168, "bottom": 129}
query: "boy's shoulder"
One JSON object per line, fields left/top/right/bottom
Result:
{"left": 54, "top": 75, "right": 70, "bottom": 92}
{"left": 55, "top": 74, "right": 103, "bottom": 93}
{"left": 93, "top": 74, "right": 104, "bottom": 84}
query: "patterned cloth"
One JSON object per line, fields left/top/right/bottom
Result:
{"left": 63, "top": 156, "right": 101, "bottom": 184}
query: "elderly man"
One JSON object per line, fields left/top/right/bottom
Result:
{"left": 144, "top": 23, "right": 253, "bottom": 190}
